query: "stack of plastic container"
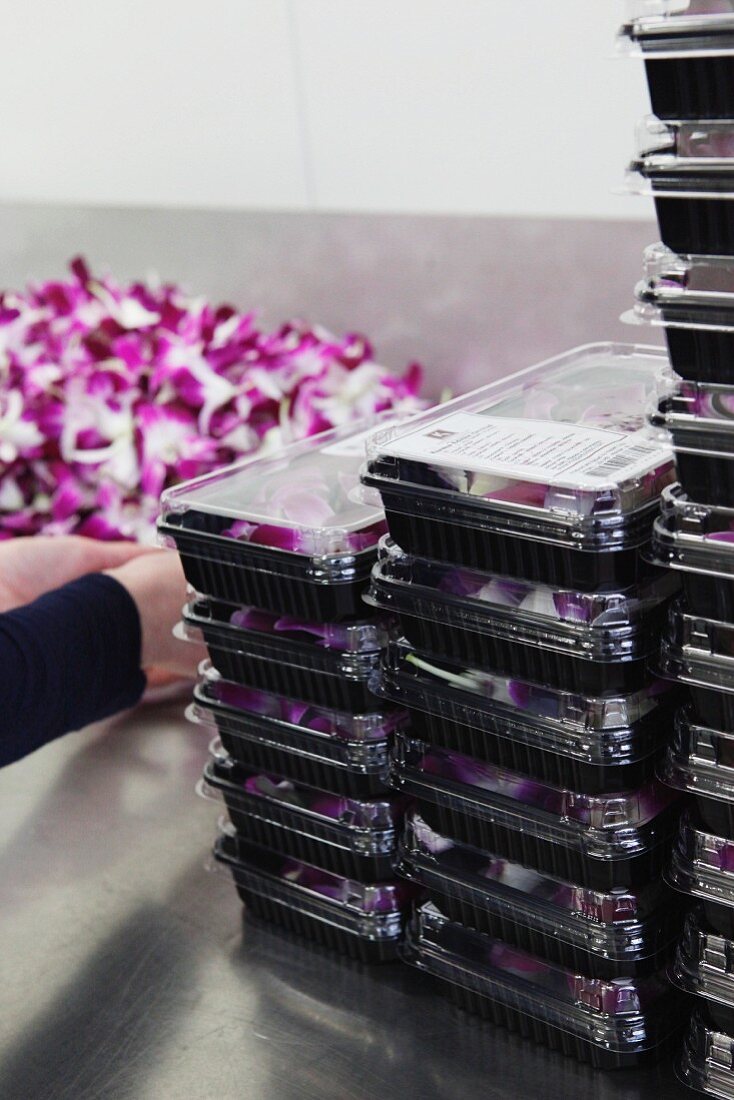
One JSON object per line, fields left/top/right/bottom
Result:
{"left": 158, "top": 420, "right": 415, "bottom": 962}
{"left": 620, "top": 3, "right": 734, "bottom": 1094}
{"left": 361, "top": 342, "right": 688, "bottom": 1067}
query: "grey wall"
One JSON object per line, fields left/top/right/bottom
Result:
{"left": 0, "top": 204, "right": 662, "bottom": 396}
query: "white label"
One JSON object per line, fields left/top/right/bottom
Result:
{"left": 383, "top": 412, "right": 669, "bottom": 489}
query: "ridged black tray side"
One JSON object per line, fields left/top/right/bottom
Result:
{"left": 205, "top": 639, "right": 377, "bottom": 711}
{"left": 164, "top": 522, "right": 372, "bottom": 620}
{"left": 417, "top": 800, "right": 675, "bottom": 891}
{"left": 653, "top": 195, "right": 734, "bottom": 258}
{"left": 424, "top": 887, "right": 681, "bottom": 981}
{"left": 644, "top": 56, "right": 734, "bottom": 121}
{"left": 382, "top": 504, "right": 646, "bottom": 591}
{"left": 665, "top": 326, "right": 734, "bottom": 386}
{"left": 399, "top": 614, "right": 649, "bottom": 697}
{"left": 224, "top": 800, "right": 396, "bottom": 881}
{"left": 413, "top": 709, "right": 661, "bottom": 795}
{"left": 217, "top": 730, "right": 390, "bottom": 799}
{"left": 233, "top": 886, "right": 401, "bottom": 963}
{"left": 674, "top": 451, "right": 734, "bottom": 509}
{"left": 439, "top": 979, "right": 679, "bottom": 1070}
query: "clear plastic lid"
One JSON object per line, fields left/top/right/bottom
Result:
{"left": 362, "top": 344, "right": 673, "bottom": 541}
{"left": 201, "top": 752, "right": 402, "bottom": 833}
{"left": 661, "top": 707, "right": 734, "bottom": 804}
{"left": 680, "top": 1013, "right": 734, "bottom": 1099}
{"left": 651, "top": 381, "right": 734, "bottom": 458}
{"left": 179, "top": 597, "right": 393, "bottom": 678}
{"left": 392, "top": 733, "right": 678, "bottom": 840}
{"left": 159, "top": 417, "right": 397, "bottom": 560}
{"left": 673, "top": 908, "right": 734, "bottom": 1008}
{"left": 408, "top": 902, "right": 673, "bottom": 1026}
{"left": 366, "top": 537, "right": 674, "bottom": 664}
{"left": 192, "top": 664, "right": 403, "bottom": 742}
{"left": 619, "top": 2, "right": 734, "bottom": 55}
{"left": 625, "top": 244, "right": 734, "bottom": 333}
{"left": 401, "top": 812, "right": 672, "bottom": 933}
{"left": 659, "top": 602, "right": 734, "bottom": 695}
{"left": 627, "top": 117, "right": 734, "bottom": 198}
{"left": 188, "top": 674, "right": 399, "bottom": 778}
{"left": 213, "top": 827, "right": 410, "bottom": 938}
{"left": 651, "top": 484, "right": 734, "bottom": 579}
{"left": 380, "top": 641, "right": 674, "bottom": 748}
{"left": 668, "top": 813, "right": 734, "bottom": 903}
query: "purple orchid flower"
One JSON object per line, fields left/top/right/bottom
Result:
{"left": 0, "top": 258, "right": 424, "bottom": 542}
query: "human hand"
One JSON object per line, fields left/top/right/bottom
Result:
{"left": 0, "top": 535, "right": 153, "bottom": 613}
{"left": 106, "top": 550, "right": 198, "bottom": 681}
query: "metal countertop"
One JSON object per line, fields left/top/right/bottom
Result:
{"left": 0, "top": 700, "right": 693, "bottom": 1100}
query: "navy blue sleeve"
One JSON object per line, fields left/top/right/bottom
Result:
{"left": 0, "top": 573, "right": 147, "bottom": 769}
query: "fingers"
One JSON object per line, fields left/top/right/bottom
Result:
{"left": 106, "top": 550, "right": 195, "bottom": 679}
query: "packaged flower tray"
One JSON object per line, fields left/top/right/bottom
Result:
{"left": 672, "top": 908, "right": 734, "bottom": 1037}
{"left": 366, "top": 537, "right": 674, "bottom": 695}
{"left": 180, "top": 597, "right": 392, "bottom": 711}
{"left": 397, "top": 812, "right": 683, "bottom": 979}
{"left": 390, "top": 733, "right": 682, "bottom": 890}
{"left": 668, "top": 813, "right": 734, "bottom": 936}
{"left": 361, "top": 344, "right": 673, "bottom": 589}
{"left": 661, "top": 708, "right": 734, "bottom": 838}
{"left": 652, "top": 379, "right": 734, "bottom": 507}
{"left": 377, "top": 641, "right": 677, "bottom": 794}
{"left": 626, "top": 244, "right": 734, "bottom": 384}
{"left": 650, "top": 484, "right": 734, "bottom": 619}
{"left": 658, "top": 602, "right": 734, "bottom": 731}
{"left": 212, "top": 829, "right": 412, "bottom": 963}
{"left": 200, "top": 751, "right": 405, "bottom": 880}
{"left": 404, "top": 901, "right": 684, "bottom": 1070}
{"left": 618, "top": 2, "right": 734, "bottom": 121}
{"left": 627, "top": 117, "right": 734, "bottom": 255}
{"left": 159, "top": 418, "right": 398, "bottom": 620}
{"left": 187, "top": 667, "right": 401, "bottom": 797}
{"left": 680, "top": 1011, "right": 734, "bottom": 1099}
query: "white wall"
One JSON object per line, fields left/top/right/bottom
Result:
{"left": 0, "top": 1, "right": 652, "bottom": 220}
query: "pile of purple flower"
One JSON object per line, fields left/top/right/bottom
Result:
{"left": 0, "top": 258, "right": 423, "bottom": 541}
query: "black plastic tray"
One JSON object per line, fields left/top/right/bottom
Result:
{"left": 214, "top": 835, "right": 406, "bottom": 964}
{"left": 667, "top": 817, "right": 734, "bottom": 937}
{"left": 160, "top": 512, "right": 376, "bottom": 621}
{"left": 652, "top": 192, "right": 734, "bottom": 258}
{"left": 396, "top": 612, "right": 651, "bottom": 698}
{"left": 192, "top": 683, "right": 394, "bottom": 798}
{"left": 392, "top": 737, "right": 681, "bottom": 892}
{"left": 643, "top": 55, "right": 734, "bottom": 122}
{"left": 378, "top": 642, "right": 676, "bottom": 796}
{"left": 398, "top": 816, "right": 683, "bottom": 980}
{"left": 417, "top": 799, "right": 677, "bottom": 893}
{"left": 204, "top": 758, "right": 400, "bottom": 880}
{"left": 406, "top": 904, "right": 684, "bottom": 1071}
{"left": 674, "top": 448, "right": 734, "bottom": 509}
{"left": 413, "top": 709, "right": 665, "bottom": 796}
{"left": 440, "top": 980, "right": 679, "bottom": 1071}
{"left": 664, "top": 321, "right": 734, "bottom": 386}
{"left": 185, "top": 598, "right": 384, "bottom": 712}
{"left": 378, "top": 491, "right": 655, "bottom": 591}
{"left": 215, "top": 719, "right": 390, "bottom": 799}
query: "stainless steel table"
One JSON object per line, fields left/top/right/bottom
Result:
{"left": 0, "top": 700, "right": 693, "bottom": 1100}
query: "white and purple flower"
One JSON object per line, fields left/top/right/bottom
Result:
{"left": 0, "top": 259, "right": 424, "bottom": 540}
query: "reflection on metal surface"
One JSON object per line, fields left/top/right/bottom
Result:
{"left": 0, "top": 702, "right": 691, "bottom": 1100}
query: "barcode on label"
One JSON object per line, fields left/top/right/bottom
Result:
{"left": 584, "top": 442, "right": 662, "bottom": 478}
